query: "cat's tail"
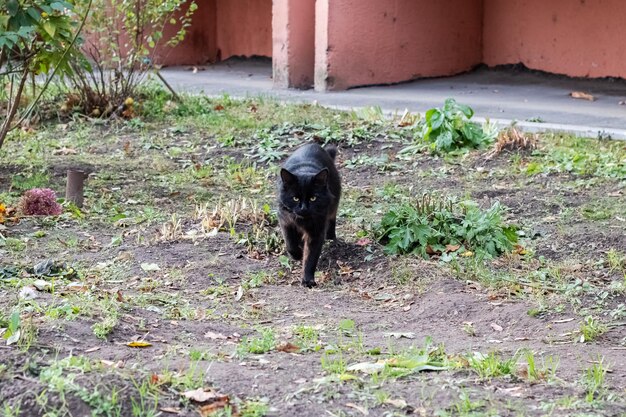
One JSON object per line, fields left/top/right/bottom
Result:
{"left": 324, "top": 144, "right": 338, "bottom": 160}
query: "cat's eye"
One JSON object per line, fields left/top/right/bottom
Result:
{"left": 309, "top": 196, "right": 317, "bottom": 201}
{"left": 292, "top": 196, "right": 300, "bottom": 202}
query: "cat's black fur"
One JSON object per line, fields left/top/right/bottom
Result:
{"left": 278, "top": 143, "right": 341, "bottom": 288}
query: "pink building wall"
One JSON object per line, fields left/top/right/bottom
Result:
{"left": 215, "top": 0, "right": 272, "bottom": 60}
{"left": 154, "top": 0, "right": 272, "bottom": 66}
{"left": 315, "top": 0, "right": 483, "bottom": 90}
{"left": 152, "top": 0, "right": 217, "bottom": 66}
{"left": 483, "top": 0, "right": 626, "bottom": 79}
{"left": 145, "top": 0, "right": 626, "bottom": 88}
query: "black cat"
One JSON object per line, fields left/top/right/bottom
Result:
{"left": 278, "top": 143, "right": 341, "bottom": 288}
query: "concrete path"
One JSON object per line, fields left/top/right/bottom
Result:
{"left": 159, "top": 60, "right": 626, "bottom": 139}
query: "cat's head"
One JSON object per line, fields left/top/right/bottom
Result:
{"left": 279, "top": 168, "right": 331, "bottom": 217}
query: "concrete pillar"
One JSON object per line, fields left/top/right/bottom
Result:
{"left": 273, "top": 0, "right": 316, "bottom": 89}
{"left": 315, "top": 0, "right": 483, "bottom": 91}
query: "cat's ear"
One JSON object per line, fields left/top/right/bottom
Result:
{"left": 313, "top": 168, "right": 328, "bottom": 187}
{"left": 280, "top": 168, "right": 298, "bottom": 187}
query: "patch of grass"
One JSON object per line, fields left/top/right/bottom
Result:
{"left": 578, "top": 316, "right": 608, "bottom": 343}
{"left": 466, "top": 351, "right": 519, "bottom": 381}
{"left": 239, "top": 399, "right": 270, "bottom": 417}
{"left": 580, "top": 200, "right": 622, "bottom": 221}
{"left": 130, "top": 377, "right": 160, "bottom": 417}
{"left": 0, "top": 237, "right": 26, "bottom": 252}
{"left": 581, "top": 358, "right": 607, "bottom": 403}
{"left": 320, "top": 352, "right": 347, "bottom": 375}
{"left": 91, "top": 297, "right": 122, "bottom": 340}
{"left": 378, "top": 194, "right": 518, "bottom": 259}
{"left": 10, "top": 170, "right": 50, "bottom": 191}
{"left": 293, "top": 325, "right": 321, "bottom": 352}
{"left": 436, "top": 391, "right": 486, "bottom": 417}
{"left": 525, "top": 134, "right": 626, "bottom": 178}
{"left": 522, "top": 350, "right": 559, "bottom": 382}
{"left": 237, "top": 328, "right": 276, "bottom": 356}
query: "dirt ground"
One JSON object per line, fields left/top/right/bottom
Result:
{"left": 1, "top": 99, "right": 625, "bottom": 417}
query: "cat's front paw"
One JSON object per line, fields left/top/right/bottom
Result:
{"left": 301, "top": 279, "right": 317, "bottom": 288}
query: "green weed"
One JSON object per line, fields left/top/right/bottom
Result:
{"left": 237, "top": 328, "right": 276, "bottom": 356}
{"left": 321, "top": 352, "right": 347, "bottom": 374}
{"left": 582, "top": 358, "right": 607, "bottom": 403}
{"left": 578, "top": 316, "right": 607, "bottom": 343}
{"left": 467, "top": 351, "right": 519, "bottom": 380}
{"left": 378, "top": 194, "right": 517, "bottom": 259}
{"left": 239, "top": 399, "right": 270, "bottom": 417}
{"left": 523, "top": 350, "right": 559, "bottom": 382}
{"left": 419, "top": 99, "right": 493, "bottom": 153}
{"left": 293, "top": 325, "right": 321, "bottom": 352}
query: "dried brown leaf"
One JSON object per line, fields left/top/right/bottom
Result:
{"left": 570, "top": 91, "right": 595, "bottom": 101}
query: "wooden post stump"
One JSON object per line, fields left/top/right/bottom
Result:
{"left": 66, "top": 169, "right": 85, "bottom": 207}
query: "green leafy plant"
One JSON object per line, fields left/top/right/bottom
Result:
{"left": 0, "top": 0, "right": 89, "bottom": 149}
{"left": 377, "top": 194, "right": 518, "bottom": 259}
{"left": 420, "top": 99, "right": 492, "bottom": 153}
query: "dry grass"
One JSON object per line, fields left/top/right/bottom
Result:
{"left": 486, "top": 127, "right": 538, "bottom": 159}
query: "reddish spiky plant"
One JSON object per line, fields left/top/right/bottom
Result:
{"left": 18, "top": 188, "right": 63, "bottom": 216}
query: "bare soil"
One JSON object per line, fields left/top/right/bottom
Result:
{"left": 1, "top": 115, "right": 625, "bottom": 417}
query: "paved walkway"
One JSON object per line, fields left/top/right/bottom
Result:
{"left": 160, "top": 60, "right": 626, "bottom": 139}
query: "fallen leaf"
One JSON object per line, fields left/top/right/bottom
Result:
{"left": 84, "top": 346, "right": 100, "bottom": 353}
{"left": 150, "top": 373, "right": 161, "bottom": 384}
{"left": 159, "top": 407, "right": 181, "bottom": 414}
{"left": 100, "top": 360, "right": 124, "bottom": 368}
{"left": 32, "top": 279, "right": 52, "bottom": 291}
{"left": 346, "top": 362, "right": 385, "bottom": 374}
{"left": 461, "top": 251, "right": 474, "bottom": 257}
{"left": 383, "top": 332, "right": 416, "bottom": 339}
{"left": 346, "top": 403, "right": 369, "bottom": 415}
{"left": 570, "top": 91, "right": 595, "bottom": 101}
{"left": 204, "top": 331, "right": 228, "bottom": 340}
{"left": 235, "top": 285, "right": 243, "bottom": 301}
{"left": 116, "top": 290, "right": 124, "bottom": 302}
{"left": 6, "top": 329, "right": 20, "bottom": 345}
{"left": 66, "top": 282, "right": 88, "bottom": 292}
{"left": 19, "top": 286, "right": 38, "bottom": 300}
{"left": 385, "top": 398, "right": 408, "bottom": 408}
{"left": 140, "top": 263, "right": 160, "bottom": 272}
{"left": 182, "top": 388, "right": 228, "bottom": 404}
{"left": 276, "top": 342, "right": 300, "bottom": 353}
{"left": 445, "top": 244, "right": 461, "bottom": 252}
{"left": 53, "top": 147, "right": 78, "bottom": 155}
{"left": 199, "top": 399, "right": 231, "bottom": 417}
{"left": 127, "top": 341, "right": 152, "bottom": 348}
{"left": 498, "top": 386, "right": 524, "bottom": 397}
{"left": 553, "top": 318, "right": 574, "bottom": 323}
{"left": 213, "top": 104, "right": 225, "bottom": 111}
{"left": 490, "top": 323, "right": 503, "bottom": 332}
